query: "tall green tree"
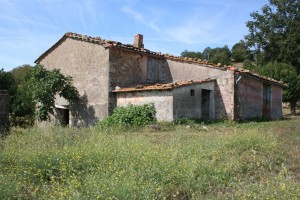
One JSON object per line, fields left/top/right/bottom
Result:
{"left": 0, "top": 68, "right": 16, "bottom": 95}
{"left": 246, "top": 0, "right": 300, "bottom": 72}
{"left": 10, "top": 65, "right": 35, "bottom": 119}
{"left": 231, "top": 41, "right": 252, "bottom": 62}
{"left": 28, "top": 65, "right": 79, "bottom": 121}
{"left": 209, "top": 46, "right": 231, "bottom": 65}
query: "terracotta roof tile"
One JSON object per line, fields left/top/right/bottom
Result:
{"left": 112, "top": 79, "right": 215, "bottom": 93}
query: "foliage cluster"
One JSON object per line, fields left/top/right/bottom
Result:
{"left": 27, "top": 65, "right": 79, "bottom": 121}
{"left": 0, "top": 119, "right": 299, "bottom": 199}
{"left": 0, "top": 68, "right": 16, "bottom": 95}
{"left": 0, "top": 66, "right": 35, "bottom": 127}
{"left": 246, "top": 0, "right": 300, "bottom": 72}
{"left": 98, "top": 104, "right": 156, "bottom": 128}
{"left": 0, "top": 65, "right": 79, "bottom": 124}
{"left": 181, "top": 45, "right": 235, "bottom": 65}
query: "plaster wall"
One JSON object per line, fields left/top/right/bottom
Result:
{"left": 236, "top": 76, "right": 263, "bottom": 119}
{"left": 39, "top": 38, "right": 110, "bottom": 126}
{"left": 173, "top": 82, "right": 215, "bottom": 119}
{"left": 166, "top": 60, "right": 234, "bottom": 119}
{"left": 116, "top": 91, "right": 174, "bottom": 121}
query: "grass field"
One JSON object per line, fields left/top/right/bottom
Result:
{"left": 0, "top": 118, "right": 299, "bottom": 199}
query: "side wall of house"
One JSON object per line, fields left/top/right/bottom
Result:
{"left": 116, "top": 91, "right": 174, "bottom": 121}
{"left": 236, "top": 76, "right": 263, "bottom": 119}
{"left": 39, "top": 38, "right": 110, "bottom": 126}
{"left": 166, "top": 60, "right": 234, "bottom": 119}
{"left": 173, "top": 82, "right": 215, "bottom": 120}
{"left": 236, "top": 75, "right": 283, "bottom": 120}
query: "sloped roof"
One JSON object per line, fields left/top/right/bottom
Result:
{"left": 113, "top": 79, "right": 215, "bottom": 93}
{"left": 35, "top": 32, "right": 287, "bottom": 87}
{"left": 227, "top": 66, "right": 287, "bottom": 87}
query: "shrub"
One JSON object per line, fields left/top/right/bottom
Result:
{"left": 97, "top": 104, "right": 156, "bottom": 128}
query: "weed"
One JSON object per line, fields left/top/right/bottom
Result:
{"left": 0, "top": 118, "right": 299, "bottom": 199}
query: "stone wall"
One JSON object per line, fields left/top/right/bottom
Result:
{"left": 39, "top": 38, "right": 110, "bottom": 126}
{"left": 173, "top": 82, "right": 215, "bottom": 119}
{"left": 166, "top": 60, "right": 234, "bottom": 119}
{"left": 116, "top": 91, "right": 174, "bottom": 121}
{"left": 108, "top": 49, "right": 172, "bottom": 114}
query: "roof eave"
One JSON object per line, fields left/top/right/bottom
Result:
{"left": 237, "top": 71, "right": 288, "bottom": 88}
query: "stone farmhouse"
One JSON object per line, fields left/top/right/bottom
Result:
{"left": 35, "top": 32, "right": 286, "bottom": 126}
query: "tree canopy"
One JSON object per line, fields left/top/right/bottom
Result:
{"left": 10, "top": 65, "right": 35, "bottom": 119}
{"left": 245, "top": 0, "right": 300, "bottom": 72}
{"left": 209, "top": 46, "right": 231, "bottom": 65}
{"left": 28, "top": 65, "right": 79, "bottom": 121}
{"left": 181, "top": 46, "right": 232, "bottom": 65}
{"left": 181, "top": 50, "right": 202, "bottom": 59}
{"left": 231, "top": 41, "right": 252, "bottom": 62}
{"left": 0, "top": 68, "right": 16, "bottom": 95}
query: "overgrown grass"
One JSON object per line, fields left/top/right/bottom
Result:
{"left": 0, "top": 119, "right": 299, "bottom": 199}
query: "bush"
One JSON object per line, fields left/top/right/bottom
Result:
{"left": 97, "top": 104, "right": 156, "bottom": 128}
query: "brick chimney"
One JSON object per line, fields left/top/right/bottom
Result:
{"left": 133, "top": 34, "right": 144, "bottom": 48}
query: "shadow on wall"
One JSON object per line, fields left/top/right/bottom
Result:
{"left": 214, "top": 83, "right": 227, "bottom": 119}
{"left": 70, "top": 93, "right": 98, "bottom": 127}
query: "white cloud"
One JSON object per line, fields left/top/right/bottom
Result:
{"left": 122, "top": 6, "right": 162, "bottom": 33}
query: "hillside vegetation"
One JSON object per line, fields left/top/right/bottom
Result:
{"left": 0, "top": 119, "right": 299, "bottom": 199}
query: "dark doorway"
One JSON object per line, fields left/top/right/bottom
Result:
{"left": 201, "top": 89, "right": 211, "bottom": 120}
{"left": 262, "top": 84, "right": 271, "bottom": 119}
{"left": 56, "top": 108, "right": 69, "bottom": 126}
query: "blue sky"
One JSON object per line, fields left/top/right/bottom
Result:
{"left": 0, "top": 0, "right": 268, "bottom": 71}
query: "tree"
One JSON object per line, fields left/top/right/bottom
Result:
{"left": 10, "top": 65, "right": 35, "bottom": 119}
{"left": 209, "top": 46, "right": 231, "bottom": 65}
{"left": 231, "top": 41, "right": 252, "bottom": 62}
{"left": 28, "top": 65, "right": 79, "bottom": 121}
{"left": 0, "top": 68, "right": 16, "bottom": 95}
{"left": 245, "top": 0, "right": 300, "bottom": 72}
{"left": 181, "top": 50, "right": 203, "bottom": 59}
{"left": 11, "top": 64, "right": 32, "bottom": 84}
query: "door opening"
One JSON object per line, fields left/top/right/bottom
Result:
{"left": 262, "top": 84, "right": 271, "bottom": 119}
{"left": 201, "top": 89, "right": 211, "bottom": 120}
{"left": 56, "top": 108, "right": 69, "bottom": 126}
